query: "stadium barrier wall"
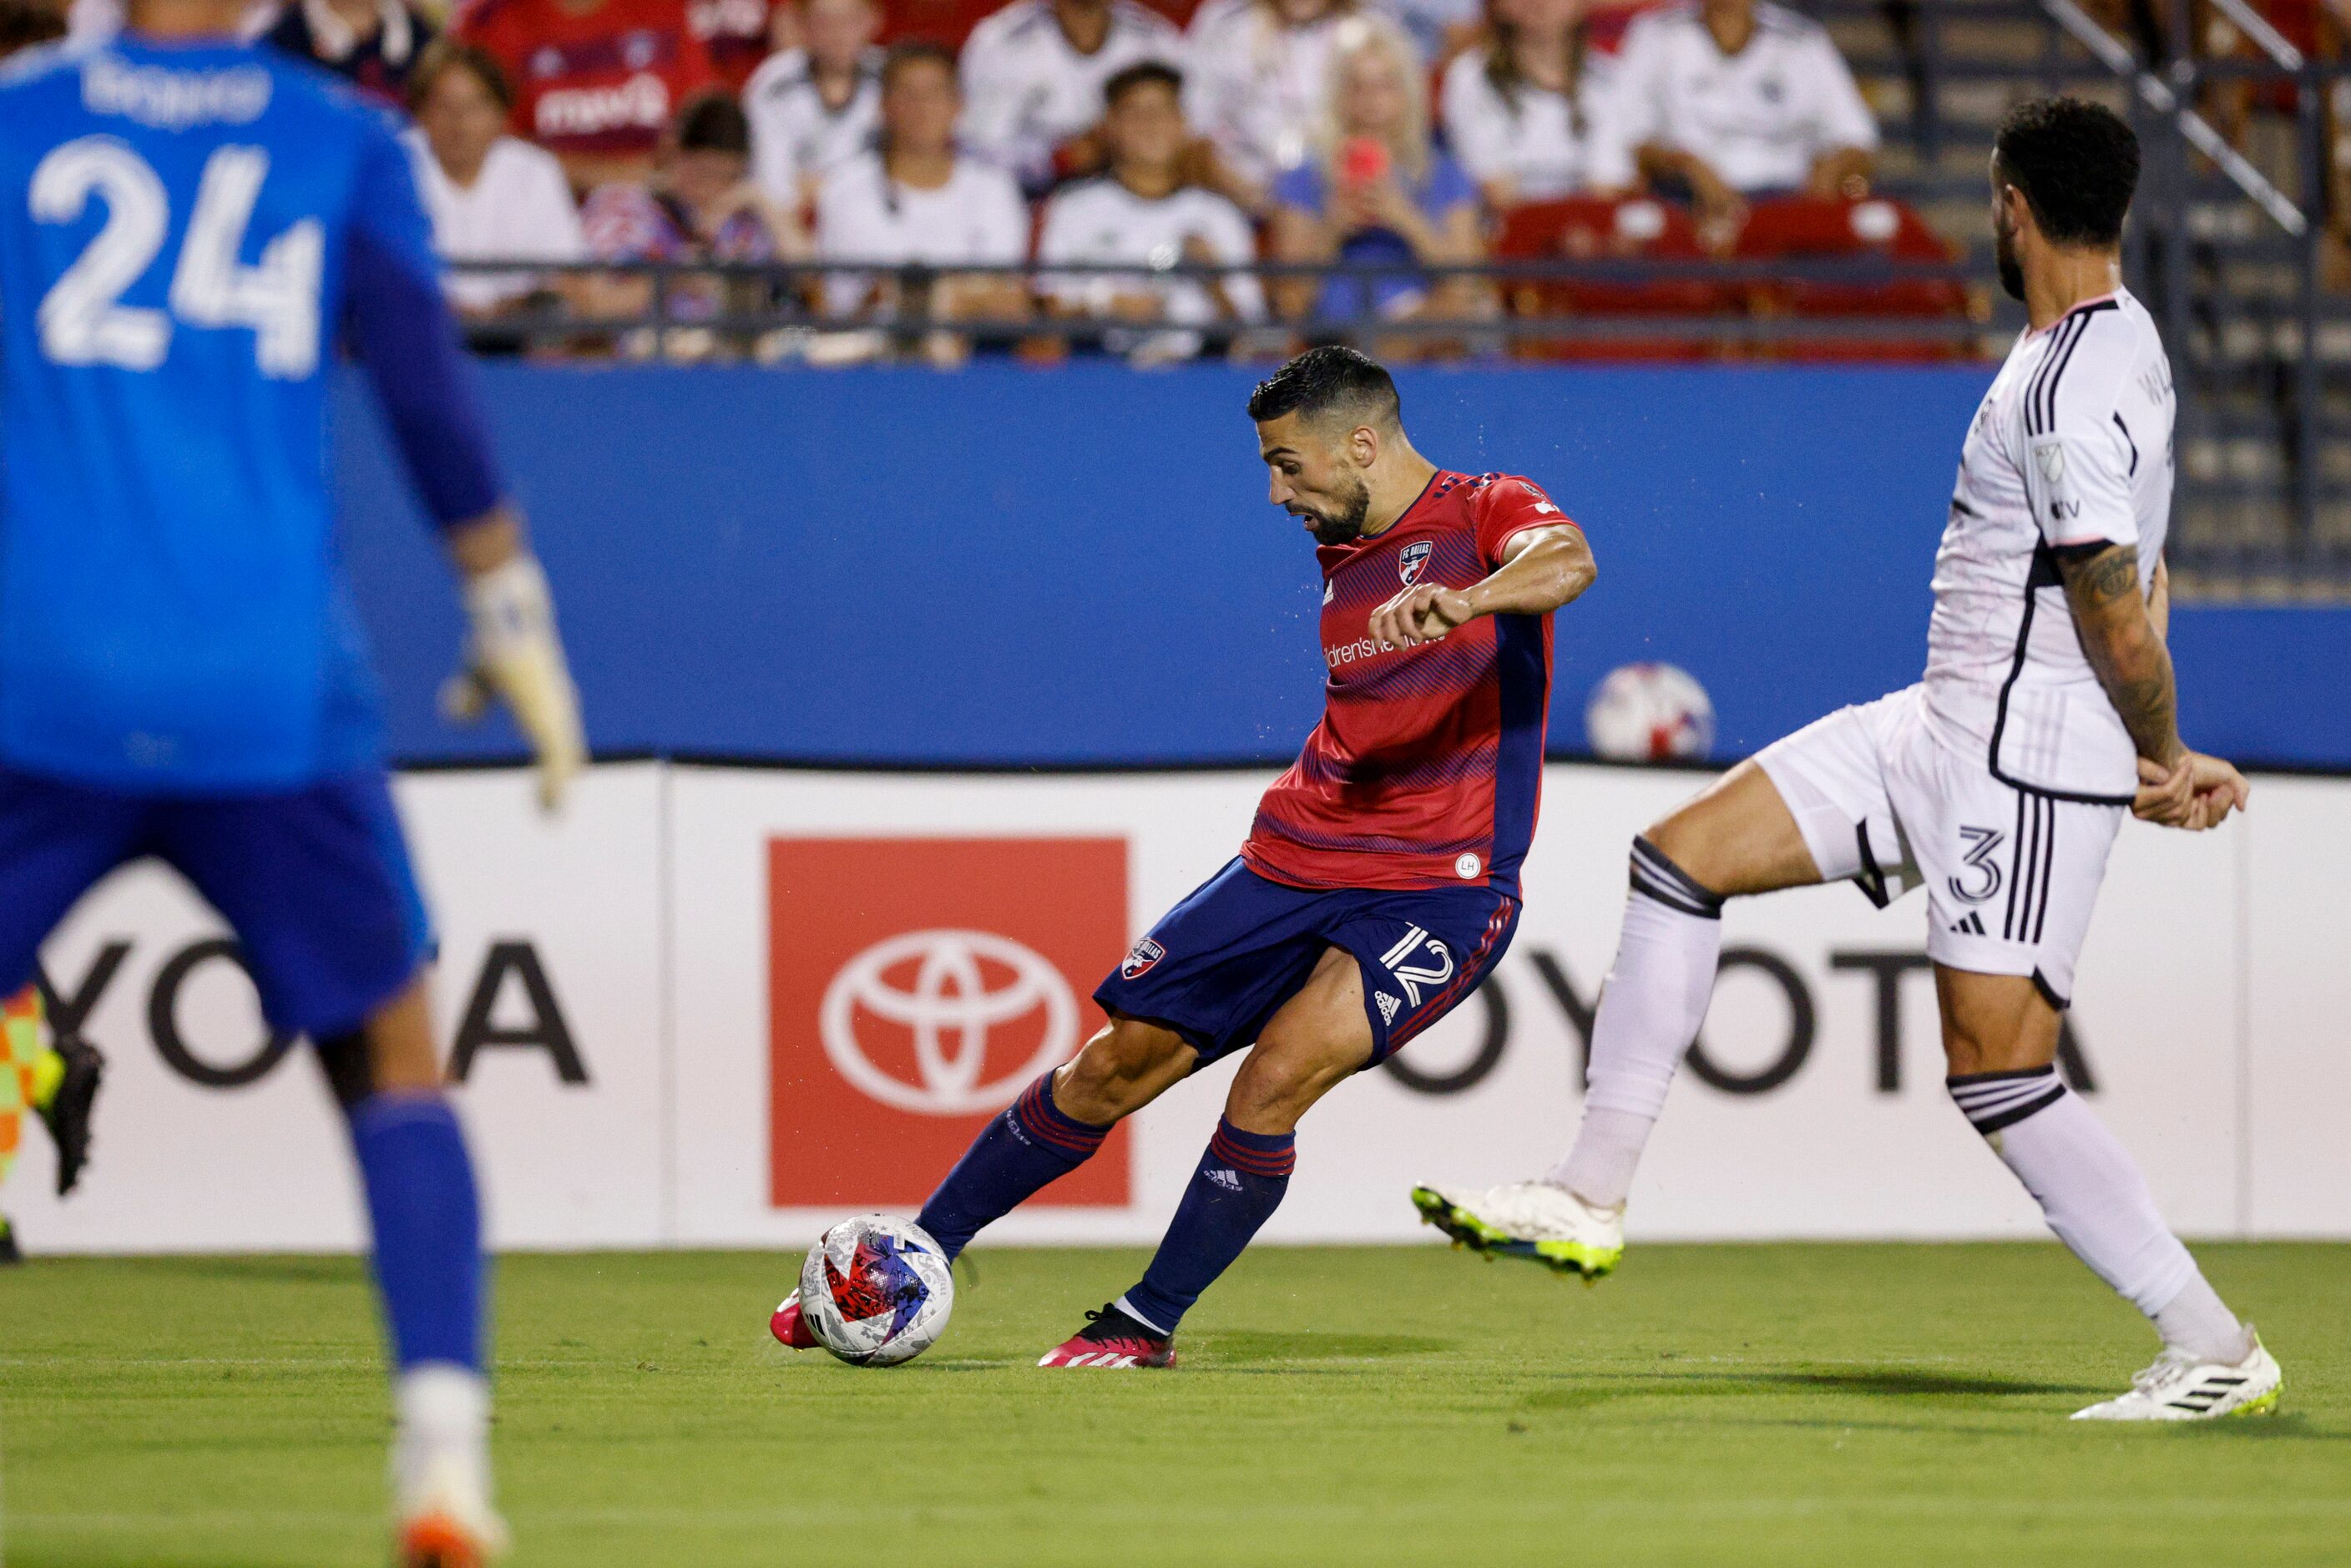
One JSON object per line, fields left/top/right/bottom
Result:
{"left": 10, "top": 760, "right": 2346, "bottom": 1254}
{"left": 332, "top": 364, "right": 2351, "bottom": 772}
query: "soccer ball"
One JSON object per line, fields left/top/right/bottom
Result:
{"left": 797, "top": 1214, "right": 955, "bottom": 1367}
{"left": 1585, "top": 662, "right": 1716, "bottom": 762}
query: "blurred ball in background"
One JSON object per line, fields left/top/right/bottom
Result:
{"left": 1585, "top": 663, "right": 1716, "bottom": 763}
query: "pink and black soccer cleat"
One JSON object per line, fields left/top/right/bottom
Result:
{"left": 1037, "top": 1303, "right": 1176, "bottom": 1368}
{"left": 769, "top": 1289, "right": 821, "bottom": 1350}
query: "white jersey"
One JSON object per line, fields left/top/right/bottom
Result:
{"left": 743, "top": 48, "right": 881, "bottom": 205}
{"left": 958, "top": 0, "right": 1186, "bottom": 189}
{"left": 1604, "top": 1, "right": 1877, "bottom": 194}
{"left": 1923, "top": 288, "right": 2176, "bottom": 803}
{"left": 405, "top": 132, "right": 586, "bottom": 313}
{"left": 814, "top": 152, "right": 1030, "bottom": 317}
{"left": 1035, "top": 175, "right": 1264, "bottom": 357}
{"left": 1438, "top": 45, "right": 1629, "bottom": 200}
{"left": 1183, "top": 0, "right": 1344, "bottom": 190}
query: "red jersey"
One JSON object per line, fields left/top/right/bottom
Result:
{"left": 456, "top": 0, "right": 719, "bottom": 164}
{"left": 1243, "top": 471, "right": 1571, "bottom": 895}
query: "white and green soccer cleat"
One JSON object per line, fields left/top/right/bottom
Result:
{"left": 1410, "top": 1181, "right": 1625, "bottom": 1280}
{"left": 2070, "top": 1332, "right": 2283, "bottom": 1422}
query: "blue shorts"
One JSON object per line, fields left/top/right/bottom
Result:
{"left": 0, "top": 765, "right": 431, "bottom": 1037}
{"left": 1095, "top": 858, "right": 1519, "bottom": 1068}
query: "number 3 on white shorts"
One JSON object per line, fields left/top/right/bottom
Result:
{"left": 31, "top": 136, "right": 322, "bottom": 377}
{"left": 1379, "top": 926, "right": 1455, "bottom": 1007}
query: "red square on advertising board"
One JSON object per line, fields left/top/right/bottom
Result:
{"left": 768, "top": 837, "right": 1131, "bottom": 1209}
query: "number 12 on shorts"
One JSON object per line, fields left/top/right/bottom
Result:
{"left": 1379, "top": 926, "right": 1454, "bottom": 1006}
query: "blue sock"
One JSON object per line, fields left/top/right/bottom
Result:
{"left": 347, "top": 1093, "right": 483, "bottom": 1371}
{"left": 1121, "top": 1120, "right": 1296, "bottom": 1337}
{"left": 917, "top": 1072, "right": 1109, "bottom": 1261}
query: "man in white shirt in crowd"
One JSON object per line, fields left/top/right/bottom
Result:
{"left": 959, "top": 0, "right": 1186, "bottom": 195}
{"left": 1605, "top": 0, "right": 1877, "bottom": 240}
{"left": 817, "top": 40, "right": 1031, "bottom": 361}
{"left": 744, "top": 0, "right": 882, "bottom": 212}
{"left": 404, "top": 38, "right": 587, "bottom": 319}
{"left": 1038, "top": 60, "right": 1264, "bottom": 364}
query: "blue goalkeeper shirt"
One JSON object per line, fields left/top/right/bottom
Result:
{"left": 0, "top": 34, "right": 502, "bottom": 792}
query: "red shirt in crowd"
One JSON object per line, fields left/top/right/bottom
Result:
{"left": 455, "top": 0, "right": 720, "bottom": 167}
{"left": 1242, "top": 472, "right": 1571, "bottom": 897}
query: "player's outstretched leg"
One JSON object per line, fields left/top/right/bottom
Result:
{"left": 773, "top": 1016, "right": 1196, "bottom": 1350}
{"left": 1416, "top": 763, "right": 1820, "bottom": 1277}
{"left": 1042, "top": 947, "right": 1366, "bottom": 1368}
{"left": 322, "top": 982, "right": 508, "bottom": 1565}
{"left": 1938, "top": 969, "right": 2281, "bottom": 1422}
{"left": 4, "top": 984, "right": 105, "bottom": 1198}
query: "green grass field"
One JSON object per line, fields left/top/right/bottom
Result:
{"left": 4, "top": 1242, "right": 2348, "bottom": 1566}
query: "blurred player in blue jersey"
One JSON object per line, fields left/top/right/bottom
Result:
{"left": 0, "top": 0, "right": 586, "bottom": 1559}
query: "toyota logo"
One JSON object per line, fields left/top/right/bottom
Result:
{"left": 819, "top": 929, "right": 1079, "bottom": 1115}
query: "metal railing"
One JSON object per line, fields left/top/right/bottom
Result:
{"left": 443, "top": 254, "right": 1992, "bottom": 359}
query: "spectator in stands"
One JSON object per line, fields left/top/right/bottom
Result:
{"left": 690, "top": 0, "right": 776, "bottom": 91}
{"left": 1267, "top": 14, "right": 1484, "bottom": 346}
{"left": 1388, "top": 0, "right": 1482, "bottom": 65}
{"left": 1037, "top": 61, "right": 1265, "bottom": 363}
{"left": 407, "top": 39, "right": 589, "bottom": 320}
{"left": 1440, "top": 0, "right": 1631, "bottom": 208}
{"left": 818, "top": 41, "right": 1030, "bottom": 360}
{"left": 745, "top": 0, "right": 881, "bottom": 210}
{"left": 959, "top": 0, "right": 1186, "bottom": 197}
{"left": 1186, "top": 0, "right": 1359, "bottom": 208}
{"left": 583, "top": 91, "right": 804, "bottom": 352}
{"left": 1604, "top": 0, "right": 1877, "bottom": 245}
{"left": 456, "top": 0, "right": 723, "bottom": 193}
{"left": 253, "top": 0, "right": 435, "bottom": 106}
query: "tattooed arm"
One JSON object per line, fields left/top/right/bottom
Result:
{"left": 2055, "top": 542, "right": 2247, "bottom": 829}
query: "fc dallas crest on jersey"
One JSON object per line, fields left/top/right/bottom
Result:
{"left": 1398, "top": 540, "right": 1433, "bottom": 585}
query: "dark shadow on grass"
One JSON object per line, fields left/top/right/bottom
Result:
{"left": 1195, "top": 1332, "right": 1453, "bottom": 1364}
{"left": 1521, "top": 1364, "right": 2103, "bottom": 1411}
{"left": 94, "top": 1257, "right": 361, "bottom": 1285}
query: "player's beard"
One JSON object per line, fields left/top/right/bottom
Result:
{"left": 1995, "top": 210, "right": 2025, "bottom": 302}
{"left": 1305, "top": 475, "right": 1373, "bottom": 546}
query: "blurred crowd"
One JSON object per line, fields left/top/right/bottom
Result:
{"left": 5, "top": 0, "right": 2350, "bottom": 362}
{"left": 8, "top": 0, "right": 1900, "bottom": 362}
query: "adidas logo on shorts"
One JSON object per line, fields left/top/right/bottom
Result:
{"left": 1376, "top": 993, "right": 1401, "bottom": 1024}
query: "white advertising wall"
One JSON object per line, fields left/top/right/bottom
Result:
{"left": 6, "top": 760, "right": 2343, "bottom": 1252}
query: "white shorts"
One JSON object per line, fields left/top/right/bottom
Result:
{"left": 1754, "top": 685, "right": 2123, "bottom": 1006}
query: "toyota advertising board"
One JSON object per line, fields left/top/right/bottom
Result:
{"left": 5, "top": 761, "right": 2344, "bottom": 1252}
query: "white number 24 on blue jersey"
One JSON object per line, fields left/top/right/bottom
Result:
{"left": 29, "top": 135, "right": 321, "bottom": 378}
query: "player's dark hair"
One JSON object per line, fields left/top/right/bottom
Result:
{"left": 0, "top": 0, "right": 66, "bottom": 62}
{"left": 1247, "top": 346, "right": 1401, "bottom": 431}
{"left": 1104, "top": 59, "right": 1184, "bottom": 109}
{"left": 405, "top": 38, "right": 514, "bottom": 115}
{"left": 881, "top": 39, "right": 959, "bottom": 92}
{"left": 1993, "top": 97, "right": 2139, "bottom": 248}
{"left": 675, "top": 92, "right": 753, "bottom": 157}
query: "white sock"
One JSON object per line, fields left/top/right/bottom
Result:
{"left": 1547, "top": 841, "right": 1725, "bottom": 1208}
{"left": 1949, "top": 1067, "right": 2243, "bottom": 1362}
{"left": 392, "top": 1363, "right": 491, "bottom": 1505}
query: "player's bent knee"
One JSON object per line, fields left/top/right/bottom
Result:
{"left": 1057, "top": 1017, "right": 1193, "bottom": 1123}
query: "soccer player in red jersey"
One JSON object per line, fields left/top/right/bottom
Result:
{"left": 772, "top": 346, "right": 1596, "bottom": 1367}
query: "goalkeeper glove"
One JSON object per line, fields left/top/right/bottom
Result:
{"left": 440, "top": 554, "right": 585, "bottom": 812}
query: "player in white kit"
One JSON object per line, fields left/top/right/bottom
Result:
{"left": 1414, "top": 98, "right": 2284, "bottom": 1422}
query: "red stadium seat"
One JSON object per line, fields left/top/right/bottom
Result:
{"left": 1731, "top": 195, "right": 1974, "bottom": 363}
{"left": 1491, "top": 196, "right": 1729, "bottom": 362}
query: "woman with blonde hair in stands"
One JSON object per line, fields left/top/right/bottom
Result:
{"left": 1267, "top": 13, "right": 1486, "bottom": 351}
{"left": 1185, "top": 0, "right": 1360, "bottom": 210}
{"left": 1440, "top": 0, "right": 1631, "bottom": 211}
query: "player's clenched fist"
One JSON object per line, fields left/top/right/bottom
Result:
{"left": 2133, "top": 751, "right": 2249, "bottom": 832}
{"left": 1369, "top": 583, "right": 1474, "bottom": 650}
